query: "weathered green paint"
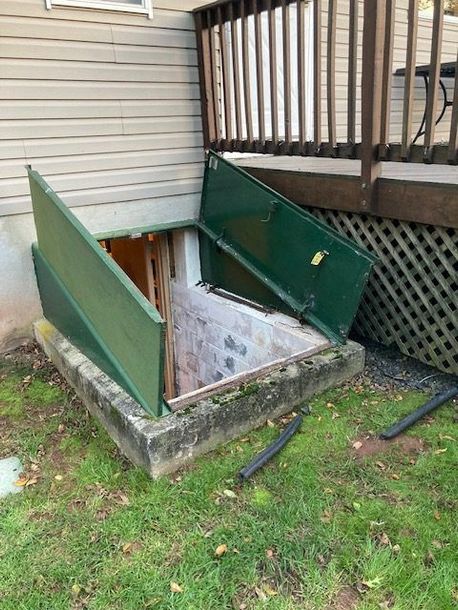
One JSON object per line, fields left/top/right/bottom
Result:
{"left": 29, "top": 170, "right": 167, "bottom": 416}
{"left": 198, "top": 152, "right": 377, "bottom": 343}
{"left": 93, "top": 219, "right": 195, "bottom": 242}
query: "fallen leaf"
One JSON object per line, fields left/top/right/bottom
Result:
{"left": 361, "top": 576, "right": 383, "bottom": 589}
{"left": 434, "top": 511, "right": 441, "bottom": 521}
{"left": 439, "top": 435, "right": 455, "bottom": 442}
{"left": 379, "top": 532, "right": 391, "bottom": 546}
{"left": 434, "top": 448, "right": 447, "bottom": 455}
{"left": 15, "top": 474, "right": 39, "bottom": 487}
{"left": 425, "top": 550, "right": 435, "bottom": 565}
{"left": 376, "top": 461, "right": 386, "bottom": 470}
{"left": 110, "top": 491, "right": 130, "bottom": 506}
{"left": 391, "top": 473, "right": 400, "bottom": 480}
{"left": 262, "top": 584, "right": 278, "bottom": 597}
{"left": 95, "top": 509, "right": 109, "bottom": 521}
{"left": 170, "top": 582, "right": 183, "bottom": 593}
{"left": 352, "top": 441, "right": 363, "bottom": 450}
{"left": 370, "top": 521, "right": 385, "bottom": 528}
{"left": 223, "top": 489, "right": 237, "bottom": 499}
{"left": 317, "top": 554, "right": 327, "bottom": 566}
{"left": 254, "top": 587, "right": 267, "bottom": 601}
{"left": 320, "top": 509, "right": 332, "bottom": 524}
{"left": 215, "top": 543, "right": 228, "bottom": 557}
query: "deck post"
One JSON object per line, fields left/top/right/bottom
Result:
{"left": 360, "top": 0, "right": 386, "bottom": 212}
{"left": 194, "top": 11, "right": 216, "bottom": 150}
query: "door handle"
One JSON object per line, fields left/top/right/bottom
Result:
{"left": 261, "top": 200, "right": 279, "bottom": 223}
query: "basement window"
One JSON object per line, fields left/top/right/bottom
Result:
{"left": 45, "top": 0, "right": 153, "bottom": 18}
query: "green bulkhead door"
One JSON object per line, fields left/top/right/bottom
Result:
{"left": 28, "top": 169, "right": 167, "bottom": 417}
{"left": 198, "top": 152, "right": 377, "bottom": 344}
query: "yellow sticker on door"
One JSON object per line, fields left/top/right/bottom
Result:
{"left": 311, "top": 250, "right": 329, "bottom": 266}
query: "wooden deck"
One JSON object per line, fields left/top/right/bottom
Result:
{"left": 235, "top": 156, "right": 458, "bottom": 183}
{"left": 234, "top": 155, "right": 458, "bottom": 229}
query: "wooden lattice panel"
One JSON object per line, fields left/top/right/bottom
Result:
{"left": 307, "top": 208, "right": 458, "bottom": 375}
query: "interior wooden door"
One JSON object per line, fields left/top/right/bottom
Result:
{"left": 109, "top": 235, "right": 155, "bottom": 302}
{"left": 110, "top": 233, "right": 176, "bottom": 400}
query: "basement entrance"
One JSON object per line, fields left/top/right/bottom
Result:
{"left": 100, "top": 228, "right": 330, "bottom": 409}
{"left": 28, "top": 152, "right": 376, "bottom": 418}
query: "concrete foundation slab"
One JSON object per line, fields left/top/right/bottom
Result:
{"left": 34, "top": 318, "right": 365, "bottom": 478}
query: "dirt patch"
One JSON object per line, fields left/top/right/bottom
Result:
{"left": 352, "top": 434, "right": 425, "bottom": 459}
{"left": 353, "top": 335, "right": 458, "bottom": 393}
{"left": 326, "top": 586, "right": 360, "bottom": 610}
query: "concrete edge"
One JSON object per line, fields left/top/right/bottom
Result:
{"left": 34, "top": 318, "right": 365, "bottom": 478}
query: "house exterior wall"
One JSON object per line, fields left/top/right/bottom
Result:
{"left": 0, "top": 0, "right": 204, "bottom": 351}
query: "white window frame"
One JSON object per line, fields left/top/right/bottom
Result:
{"left": 45, "top": 0, "right": 153, "bottom": 19}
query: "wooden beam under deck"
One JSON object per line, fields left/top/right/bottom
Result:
{"left": 239, "top": 165, "right": 458, "bottom": 229}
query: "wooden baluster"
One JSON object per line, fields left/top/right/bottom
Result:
{"left": 282, "top": 0, "right": 292, "bottom": 146}
{"left": 194, "top": 10, "right": 217, "bottom": 149}
{"left": 448, "top": 52, "right": 458, "bottom": 164}
{"left": 253, "top": 0, "right": 265, "bottom": 147}
{"left": 241, "top": 0, "right": 254, "bottom": 147}
{"left": 424, "top": 0, "right": 444, "bottom": 162}
{"left": 208, "top": 10, "right": 221, "bottom": 146}
{"left": 297, "top": 0, "right": 306, "bottom": 150}
{"left": 229, "top": 2, "right": 242, "bottom": 145}
{"left": 218, "top": 5, "right": 233, "bottom": 146}
{"left": 401, "top": 0, "right": 418, "bottom": 160}
{"left": 380, "top": 0, "right": 395, "bottom": 154}
{"left": 327, "top": 0, "right": 336, "bottom": 149}
{"left": 268, "top": 0, "right": 279, "bottom": 146}
{"left": 313, "top": 0, "right": 322, "bottom": 150}
{"left": 347, "top": 0, "right": 358, "bottom": 145}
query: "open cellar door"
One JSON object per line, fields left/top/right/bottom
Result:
{"left": 197, "top": 152, "right": 377, "bottom": 344}
{"left": 28, "top": 169, "right": 168, "bottom": 417}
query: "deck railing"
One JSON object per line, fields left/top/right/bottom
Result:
{"left": 194, "top": 0, "right": 458, "bottom": 206}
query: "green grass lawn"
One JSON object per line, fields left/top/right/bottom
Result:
{"left": 0, "top": 348, "right": 457, "bottom": 610}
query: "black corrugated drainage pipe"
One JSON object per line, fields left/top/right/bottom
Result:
{"left": 380, "top": 386, "right": 458, "bottom": 440}
{"left": 238, "top": 406, "right": 310, "bottom": 481}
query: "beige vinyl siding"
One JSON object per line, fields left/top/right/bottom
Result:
{"left": 321, "top": 0, "right": 458, "bottom": 144}
{"left": 0, "top": 0, "right": 204, "bottom": 217}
